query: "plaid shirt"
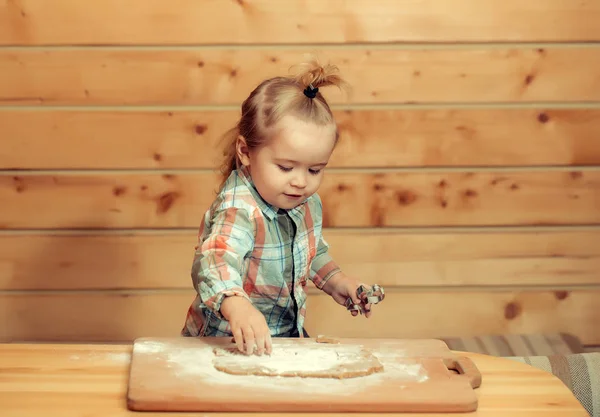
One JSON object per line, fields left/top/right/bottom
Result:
{"left": 181, "top": 166, "right": 341, "bottom": 338}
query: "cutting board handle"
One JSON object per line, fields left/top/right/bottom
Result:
{"left": 443, "top": 357, "right": 482, "bottom": 389}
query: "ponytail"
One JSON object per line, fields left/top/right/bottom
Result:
{"left": 291, "top": 59, "right": 349, "bottom": 93}
{"left": 217, "top": 124, "right": 240, "bottom": 190}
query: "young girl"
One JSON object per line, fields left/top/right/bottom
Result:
{"left": 181, "top": 59, "right": 379, "bottom": 356}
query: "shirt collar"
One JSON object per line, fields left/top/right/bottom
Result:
{"left": 236, "top": 166, "right": 307, "bottom": 220}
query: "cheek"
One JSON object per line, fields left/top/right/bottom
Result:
{"left": 265, "top": 165, "right": 283, "bottom": 181}
{"left": 252, "top": 157, "right": 274, "bottom": 178}
{"left": 262, "top": 165, "right": 286, "bottom": 186}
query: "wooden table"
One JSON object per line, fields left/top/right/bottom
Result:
{"left": 0, "top": 342, "right": 588, "bottom": 416}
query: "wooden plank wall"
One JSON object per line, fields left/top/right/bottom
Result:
{"left": 1, "top": 0, "right": 599, "bottom": 346}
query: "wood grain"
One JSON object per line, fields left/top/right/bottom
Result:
{"left": 1, "top": 0, "right": 599, "bottom": 44}
{"left": 2, "top": 108, "right": 600, "bottom": 169}
{"left": 126, "top": 337, "right": 478, "bottom": 413}
{"left": 1, "top": 230, "right": 599, "bottom": 290}
{"left": 1, "top": 170, "right": 598, "bottom": 228}
{"left": 0, "top": 345, "right": 589, "bottom": 417}
{"left": 1, "top": 290, "right": 598, "bottom": 344}
{"left": 2, "top": 47, "right": 600, "bottom": 105}
{"left": 319, "top": 170, "right": 600, "bottom": 227}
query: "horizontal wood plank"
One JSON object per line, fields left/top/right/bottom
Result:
{"left": 1, "top": 170, "right": 598, "bottom": 229}
{"left": 1, "top": 0, "right": 599, "bottom": 45}
{"left": 2, "top": 48, "right": 600, "bottom": 105}
{"left": 2, "top": 108, "right": 600, "bottom": 169}
{"left": 1, "top": 290, "right": 598, "bottom": 344}
{"left": 1, "top": 230, "right": 600, "bottom": 291}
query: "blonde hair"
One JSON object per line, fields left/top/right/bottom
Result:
{"left": 218, "top": 58, "right": 349, "bottom": 189}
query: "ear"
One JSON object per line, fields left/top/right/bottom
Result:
{"left": 236, "top": 135, "right": 251, "bottom": 167}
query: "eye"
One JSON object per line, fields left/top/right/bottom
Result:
{"left": 309, "top": 169, "right": 322, "bottom": 175}
{"left": 277, "top": 165, "right": 292, "bottom": 172}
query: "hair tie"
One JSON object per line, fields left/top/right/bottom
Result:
{"left": 303, "top": 84, "right": 319, "bottom": 99}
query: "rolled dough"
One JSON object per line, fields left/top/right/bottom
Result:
{"left": 212, "top": 344, "right": 383, "bottom": 379}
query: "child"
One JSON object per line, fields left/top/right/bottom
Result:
{"left": 181, "top": 59, "right": 378, "bottom": 356}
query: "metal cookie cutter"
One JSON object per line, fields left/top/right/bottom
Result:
{"left": 345, "top": 284, "right": 385, "bottom": 315}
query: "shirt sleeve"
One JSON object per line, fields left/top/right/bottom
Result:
{"left": 191, "top": 206, "right": 255, "bottom": 319}
{"left": 309, "top": 234, "right": 341, "bottom": 289}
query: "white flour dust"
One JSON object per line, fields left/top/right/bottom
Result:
{"left": 373, "top": 349, "right": 428, "bottom": 383}
{"left": 213, "top": 344, "right": 360, "bottom": 374}
{"left": 133, "top": 340, "right": 428, "bottom": 395}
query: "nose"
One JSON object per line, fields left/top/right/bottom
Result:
{"left": 290, "top": 171, "right": 307, "bottom": 189}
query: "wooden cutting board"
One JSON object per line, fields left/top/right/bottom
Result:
{"left": 127, "top": 336, "right": 482, "bottom": 413}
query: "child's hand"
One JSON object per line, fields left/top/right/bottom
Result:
{"left": 220, "top": 296, "right": 272, "bottom": 356}
{"left": 322, "top": 273, "right": 375, "bottom": 318}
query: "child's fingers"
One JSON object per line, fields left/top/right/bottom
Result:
{"left": 256, "top": 326, "right": 272, "bottom": 356}
{"left": 232, "top": 327, "right": 245, "bottom": 353}
{"left": 242, "top": 325, "right": 255, "bottom": 355}
{"left": 265, "top": 333, "right": 273, "bottom": 355}
{"left": 353, "top": 283, "right": 372, "bottom": 305}
{"left": 364, "top": 303, "right": 373, "bottom": 318}
{"left": 256, "top": 331, "right": 272, "bottom": 356}
{"left": 255, "top": 334, "right": 266, "bottom": 356}
{"left": 351, "top": 290, "right": 362, "bottom": 306}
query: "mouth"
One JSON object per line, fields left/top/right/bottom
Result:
{"left": 284, "top": 193, "right": 303, "bottom": 199}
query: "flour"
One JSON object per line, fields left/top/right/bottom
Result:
{"left": 372, "top": 349, "right": 428, "bottom": 383}
{"left": 212, "top": 343, "right": 362, "bottom": 374}
{"left": 133, "top": 340, "right": 167, "bottom": 354}
{"left": 132, "top": 339, "right": 429, "bottom": 395}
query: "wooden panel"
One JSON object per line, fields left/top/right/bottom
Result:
{"left": 1, "top": 170, "right": 599, "bottom": 229}
{"left": 1, "top": 290, "right": 598, "bottom": 345}
{"left": 305, "top": 290, "right": 600, "bottom": 345}
{"left": 2, "top": 48, "right": 600, "bottom": 105}
{"left": 1, "top": 0, "right": 599, "bottom": 45}
{"left": 2, "top": 230, "right": 600, "bottom": 291}
{"left": 3, "top": 108, "right": 600, "bottom": 169}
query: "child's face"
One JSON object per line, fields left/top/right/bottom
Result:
{"left": 239, "top": 115, "right": 337, "bottom": 210}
